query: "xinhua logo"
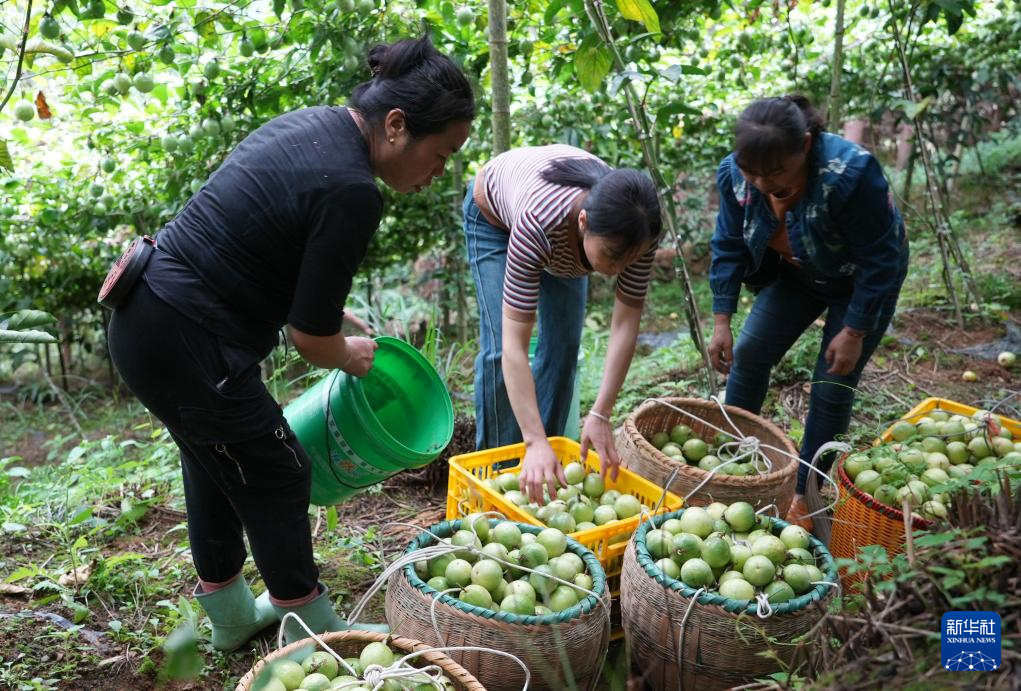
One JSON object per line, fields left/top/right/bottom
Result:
{"left": 941, "top": 611, "right": 1001, "bottom": 671}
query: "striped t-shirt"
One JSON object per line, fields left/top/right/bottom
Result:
{"left": 478, "top": 145, "right": 655, "bottom": 321}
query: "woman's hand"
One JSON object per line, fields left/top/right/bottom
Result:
{"left": 341, "top": 336, "right": 378, "bottom": 377}
{"left": 825, "top": 327, "right": 865, "bottom": 376}
{"left": 708, "top": 315, "right": 734, "bottom": 374}
{"left": 519, "top": 438, "right": 567, "bottom": 504}
{"left": 581, "top": 412, "right": 620, "bottom": 481}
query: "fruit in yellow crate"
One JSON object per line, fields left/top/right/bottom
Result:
{"left": 967, "top": 436, "right": 991, "bottom": 460}
{"left": 682, "top": 438, "right": 709, "bottom": 462}
{"left": 271, "top": 660, "right": 305, "bottom": 690}
{"left": 670, "top": 424, "right": 692, "bottom": 444}
{"left": 724, "top": 501, "right": 757, "bottom": 532}
{"left": 651, "top": 431, "right": 670, "bottom": 449}
{"left": 563, "top": 461, "right": 585, "bottom": 484}
{"left": 719, "top": 577, "right": 755, "bottom": 601}
{"left": 921, "top": 437, "right": 947, "bottom": 454}
{"left": 680, "top": 558, "right": 714, "bottom": 587}
{"left": 498, "top": 473, "right": 520, "bottom": 492}
{"left": 945, "top": 441, "right": 969, "bottom": 465}
{"left": 743, "top": 555, "right": 776, "bottom": 587}
{"left": 992, "top": 437, "right": 1014, "bottom": 457}
{"left": 998, "top": 351, "right": 1016, "bottom": 368}
{"left": 657, "top": 557, "right": 681, "bottom": 579}
{"left": 613, "top": 494, "right": 641, "bottom": 519}
{"left": 947, "top": 464, "right": 973, "bottom": 479}
{"left": 670, "top": 533, "right": 703, "bottom": 564}
{"left": 582, "top": 473, "right": 605, "bottom": 498}
{"left": 593, "top": 505, "right": 617, "bottom": 525}
{"left": 569, "top": 501, "right": 594, "bottom": 524}
{"left": 548, "top": 512, "right": 576, "bottom": 534}
{"left": 678, "top": 507, "right": 714, "bottom": 538}
{"left": 890, "top": 420, "right": 916, "bottom": 442}
{"left": 556, "top": 485, "right": 580, "bottom": 502}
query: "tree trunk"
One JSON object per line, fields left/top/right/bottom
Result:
{"left": 827, "top": 0, "right": 847, "bottom": 128}
{"left": 488, "top": 0, "right": 510, "bottom": 155}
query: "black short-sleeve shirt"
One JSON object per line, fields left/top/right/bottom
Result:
{"left": 146, "top": 106, "right": 382, "bottom": 355}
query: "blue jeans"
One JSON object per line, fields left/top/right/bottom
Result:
{"left": 725, "top": 262, "right": 904, "bottom": 493}
{"left": 463, "top": 186, "right": 587, "bottom": 450}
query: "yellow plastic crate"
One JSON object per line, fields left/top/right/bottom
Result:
{"left": 877, "top": 397, "right": 1021, "bottom": 443}
{"left": 446, "top": 436, "right": 683, "bottom": 601}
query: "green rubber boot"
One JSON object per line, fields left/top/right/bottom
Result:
{"left": 193, "top": 578, "right": 278, "bottom": 652}
{"left": 272, "top": 582, "right": 388, "bottom": 645}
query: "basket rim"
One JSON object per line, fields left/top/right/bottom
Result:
{"left": 236, "top": 629, "right": 483, "bottom": 691}
{"left": 631, "top": 507, "right": 838, "bottom": 616}
{"left": 401, "top": 518, "right": 608, "bottom": 625}
{"left": 625, "top": 397, "right": 799, "bottom": 485}
{"left": 835, "top": 454, "right": 935, "bottom": 529}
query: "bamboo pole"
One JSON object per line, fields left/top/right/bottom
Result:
{"left": 487, "top": 0, "right": 510, "bottom": 155}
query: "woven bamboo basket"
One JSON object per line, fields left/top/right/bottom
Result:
{"left": 621, "top": 508, "right": 838, "bottom": 691}
{"left": 235, "top": 629, "right": 485, "bottom": 691}
{"left": 829, "top": 454, "right": 934, "bottom": 589}
{"left": 619, "top": 398, "right": 799, "bottom": 515}
{"left": 385, "top": 519, "right": 613, "bottom": 691}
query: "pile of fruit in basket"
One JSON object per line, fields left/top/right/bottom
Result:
{"left": 644, "top": 424, "right": 770, "bottom": 476}
{"left": 483, "top": 462, "right": 650, "bottom": 533}
{"left": 415, "top": 518, "right": 595, "bottom": 616}
{"left": 845, "top": 409, "right": 1021, "bottom": 521}
{"left": 257, "top": 643, "right": 454, "bottom": 691}
{"left": 647, "top": 502, "right": 826, "bottom": 604}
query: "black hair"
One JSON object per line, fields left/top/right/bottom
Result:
{"left": 734, "top": 94, "right": 825, "bottom": 173}
{"left": 348, "top": 35, "right": 475, "bottom": 137}
{"left": 541, "top": 157, "right": 662, "bottom": 261}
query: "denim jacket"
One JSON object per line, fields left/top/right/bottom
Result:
{"left": 709, "top": 133, "right": 909, "bottom": 332}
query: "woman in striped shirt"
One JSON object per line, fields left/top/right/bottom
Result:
{"left": 464, "top": 145, "right": 662, "bottom": 503}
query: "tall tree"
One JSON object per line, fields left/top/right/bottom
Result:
{"left": 488, "top": 0, "right": 510, "bottom": 154}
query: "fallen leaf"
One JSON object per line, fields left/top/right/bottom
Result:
{"left": 35, "top": 91, "right": 52, "bottom": 120}
{"left": 58, "top": 564, "right": 91, "bottom": 587}
{"left": 0, "top": 582, "right": 33, "bottom": 596}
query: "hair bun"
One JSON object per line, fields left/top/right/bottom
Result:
{"left": 366, "top": 36, "right": 440, "bottom": 80}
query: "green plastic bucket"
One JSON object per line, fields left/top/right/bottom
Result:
{"left": 284, "top": 336, "right": 454, "bottom": 506}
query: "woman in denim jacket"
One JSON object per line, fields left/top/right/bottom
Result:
{"left": 708, "top": 95, "right": 909, "bottom": 529}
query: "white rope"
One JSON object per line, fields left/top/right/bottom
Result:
{"left": 675, "top": 586, "right": 706, "bottom": 685}
{"left": 755, "top": 592, "right": 774, "bottom": 619}
{"left": 429, "top": 588, "right": 461, "bottom": 646}
{"left": 755, "top": 503, "right": 779, "bottom": 517}
{"left": 276, "top": 612, "right": 359, "bottom": 676}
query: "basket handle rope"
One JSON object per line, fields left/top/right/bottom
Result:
{"left": 675, "top": 585, "right": 706, "bottom": 690}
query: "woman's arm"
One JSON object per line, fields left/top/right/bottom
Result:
{"left": 581, "top": 297, "right": 643, "bottom": 480}
{"left": 503, "top": 314, "right": 568, "bottom": 504}
{"left": 288, "top": 327, "right": 377, "bottom": 376}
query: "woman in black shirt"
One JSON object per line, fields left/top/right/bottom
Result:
{"left": 107, "top": 36, "right": 474, "bottom": 649}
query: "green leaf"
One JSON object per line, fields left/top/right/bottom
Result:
{"left": 615, "top": 0, "right": 661, "bottom": 34}
{"left": 69, "top": 507, "right": 93, "bottom": 525}
{"left": 575, "top": 36, "right": 613, "bottom": 93}
{"left": 2, "top": 309, "right": 57, "bottom": 331}
{"left": 658, "top": 102, "right": 701, "bottom": 120}
{"left": 544, "top": 0, "right": 565, "bottom": 24}
{"left": 273, "top": 0, "right": 286, "bottom": 20}
{"left": 326, "top": 505, "right": 338, "bottom": 532}
{"left": 194, "top": 10, "right": 217, "bottom": 40}
{"left": 0, "top": 329, "right": 59, "bottom": 344}
{"left": 0, "top": 139, "right": 12, "bottom": 173}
